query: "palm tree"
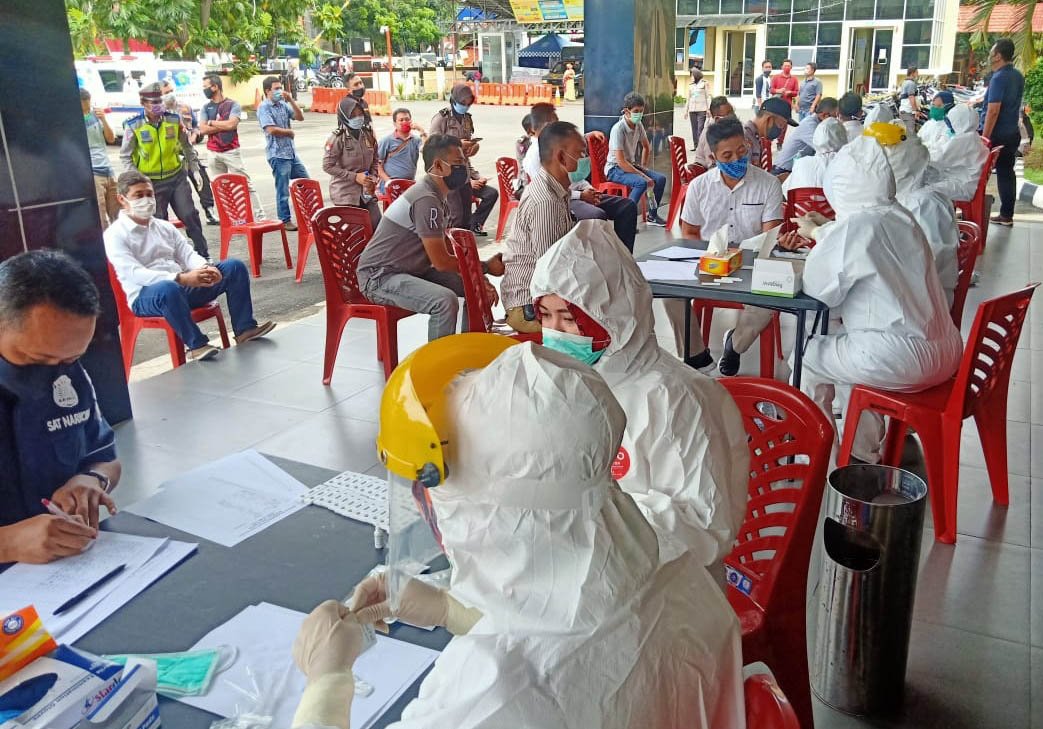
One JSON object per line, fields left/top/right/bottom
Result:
{"left": 967, "top": 0, "right": 1040, "bottom": 70}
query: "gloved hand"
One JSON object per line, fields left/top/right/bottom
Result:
{"left": 293, "top": 600, "right": 366, "bottom": 681}
{"left": 792, "top": 210, "right": 830, "bottom": 241}
{"left": 349, "top": 572, "right": 482, "bottom": 635}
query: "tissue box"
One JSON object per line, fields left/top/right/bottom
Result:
{"left": 698, "top": 249, "right": 743, "bottom": 277}
{"left": 0, "top": 646, "right": 122, "bottom": 729}
{"left": 751, "top": 259, "right": 802, "bottom": 297}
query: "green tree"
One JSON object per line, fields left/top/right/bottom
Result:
{"left": 340, "top": 0, "right": 443, "bottom": 55}
{"left": 967, "top": 0, "right": 1041, "bottom": 70}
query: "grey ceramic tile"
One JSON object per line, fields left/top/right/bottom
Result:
{"left": 1008, "top": 379, "right": 1032, "bottom": 423}
{"left": 1032, "top": 549, "right": 1043, "bottom": 648}
{"left": 327, "top": 384, "right": 383, "bottom": 422}
{"left": 914, "top": 531, "right": 1030, "bottom": 644}
{"left": 249, "top": 412, "right": 381, "bottom": 473}
{"left": 934, "top": 466, "right": 1033, "bottom": 547}
{"left": 226, "top": 361, "right": 380, "bottom": 412}
{"left": 250, "top": 321, "right": 335, "bottom": 362}
{"left": 957, "top": 419, "right": 1030, "bottom": 478}
{"left": 128, "top": 346, "right": 297, "bottom": 398}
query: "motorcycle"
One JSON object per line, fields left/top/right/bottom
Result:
{"left": 315, "top": 70, "right": 344, "bottom": 88}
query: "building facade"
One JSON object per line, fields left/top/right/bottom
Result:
{"left": 675, "top": 0, "right": 960, "bottom": 101}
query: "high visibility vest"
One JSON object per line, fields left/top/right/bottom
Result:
{"left": 127, "top": 114, "right": 184, "bottom": 181}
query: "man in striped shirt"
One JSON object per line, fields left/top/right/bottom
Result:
{"left": 501, "top": 121, "right": 583, "bottom": 333}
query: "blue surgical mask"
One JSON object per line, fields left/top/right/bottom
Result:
{"left": 542, "top": 329, "right": 606, "bottom": 366}
{"left": 346, "top": 116, "right": 366, "bottom": 130}
{"left": 452, "top": 101, "right": 470, "bottom": 115}
{"left": 717, "top": 156, "right": 750, "bottom": 180}
{"left": 628, "top": 111, "right": 644, "bottom": 124}
{"left": 273, "top": 89, "right": 284, "bottom": 102}
{"left": 567, "top": 155, "right": 592, "bottom": 184}
{"left": 105, "top": 646, "right": 236, "bottom": 698}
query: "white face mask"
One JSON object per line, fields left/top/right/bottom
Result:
{"left": 129, "top": 196, "right": 156, "bottom": 219}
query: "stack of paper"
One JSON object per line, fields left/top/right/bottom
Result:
{"left": 636, "top": 260, "right": 700, "bottom": 281}
{"left": 179, "top": 602, "right": 440, "bottom": 729}
{"left": 650, "top": 246, "right": 706, "bottom": 260}
{"left": 0, "top": 532, "right": 197, "bottom": 643}
{"left": 126, "top": 450, "right": 308, "bottom": 547}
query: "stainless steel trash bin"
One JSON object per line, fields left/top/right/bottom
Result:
{"left": 810, "top": 464, "right": 928, "bottom": 716}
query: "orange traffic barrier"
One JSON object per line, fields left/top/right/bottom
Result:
{"left": 503, "top": 83, "right": 528, "bottom": 105}
{"left": 465, "top": 81, "right": 479, "bottom": 102}
{"left": 478, "top": 83, "right": 504, "bottom": 105}
{"left": 526, "top": 83, "right": 553, "bottom": 104}
{"left": 309, "top": 87, "right": 326, "bottom": 113}
{"left": 368, "top": 89, "right": 392, "bottom": 116}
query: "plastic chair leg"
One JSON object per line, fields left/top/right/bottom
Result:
{"left": 165, "top": 328, "right": 187, "bottom": 369}
{"left": 295, "top": 230, "right": 313, "bottom": 283}
{"left": 220, "top": 228, "right": 232, "bottom": 261}
{"left": 836, "top": 391, "right": 864, "bottom": 467}
{"left": 323, "top": 310, "right": 351, "bottom": 386}
{"left": 119, "top": 322, "right": 143, "bottom": 376}
{"left": 881, "top": 419, "right": 909, "bottom": 466}
{"left": 496, "top": 204, "right": 510, "bottom": 241}
{"left": 247, "top": 231, "right": 263, "bottom": 277}
{"left": 215, "top": 310, "right": 231, "bottom": 349}
{"left": 773, "top": 313, "right": 783, "bottom": 360}
{"left": 974, "top": 402, "right": 1011, "bottom": 505}
{"left": 280, "top": 228, "right": 293, "bottom": 269}
{"left": 758, "top": 326, "right": 775, "bottom": 378}
{"left": 666, "top": 185, "right": 683, "bottom": 229}
{"left": 375, "top": 320, "right": 385, "bottom": 363}
{"left": 917, "top": 419, "right": 958, "bottom": 543}
{"left": 378, "top": 315, "right": 401, "bottom": 380}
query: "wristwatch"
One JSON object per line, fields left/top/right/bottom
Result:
{"left": 83, "top": 470, "right": 112, "bottom": 493}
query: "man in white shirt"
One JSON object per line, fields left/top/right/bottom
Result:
{"left": 681, "top": 117, "right": 785, "bottom": 375}
{"left": 104, "top": 170, "right": 275, "bottom": 362}
{"left": 522, "top": 103, "right": 638, "bottom": 251}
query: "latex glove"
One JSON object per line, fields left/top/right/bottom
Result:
{"left": 792, "top": 211, "right": 829, "bottom": 241}
{"left": 293, "top": 600, "right": 366, "bottom": 681}
{"left": 349, "top": 573, "right": 481, "bottom": 635}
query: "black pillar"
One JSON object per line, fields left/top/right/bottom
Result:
{"left": 0, "top": 1, "right": 133, "bottom": 423}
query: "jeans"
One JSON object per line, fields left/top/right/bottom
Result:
{"left": 570, "top": 195, "right": 638, "bottom": 252}
{"left": 992, "top": 131, "right": 1021, "bottom": 218}
{"left": 268, "top": 155, "right": 310, "bottom": 223}
{"left": 153, "top": 172, "right": 209, "bottom": 258}
{"left": 606, "top": 166, "right": 667, "bottom": 215}
{"left": 131, "top": 259, "right": 257, "bottom": 349}
{"left": 364, "top": 269, "right": 467, "bottom": 341}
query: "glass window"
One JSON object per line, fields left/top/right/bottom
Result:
{"left": 788, "top": 47, "right": 815, "bottom": 67}
{"left": 767, "top": 0, "right": 791, "bottom": 18}
{"left": 901, "top": 45, "right": 930, "bottom": 70}
{"left": 745, "top": 0, "right": 768, "bottom": 13}
{"left": 876, "top": 0, "right": 904, "bottom": 19}
{"left": 767, "top": 48, "right": 789, "bottom": 67}
{"left": 818, "top": 22, "right": 841, "bottom": 45}
{"left": 905, "top": 0, "right": 934, "bottom": 19}
{"left": 819, "top": 0, "right": 843, "bottom": 21}
{"left": 767, "top": 23, "right": 790, "bottom": 46}
{"left": 845, "top": 0, "right": 874, "bottom": 20}
{"left": 903, "top": 21, "right": 932, "bottom": 45}
{"left": 790, "top": 23, "right": 816, "bottom": 45}
{"left": 677, "top": 0, "right": 699, "bottom": 13}
{"left": 721, "top": 0, "right": 744, "bottom": 12}
{"left": 791, "top": 0, "right": 816, "bottom": 22}
{"left": 699, "top": 0, "right": 720, "bottom": 12}
{"left": 816, "top": 47, "right": 841, "bottom": 69}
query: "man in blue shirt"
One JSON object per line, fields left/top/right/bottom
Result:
{"left": 0, "top": 251, "right": 120, "bottom": 564}
{"left": 376, "top": 108, "right": 427, "bottom": 195}
{"left": 982, "top": 38, "right": 1025, "bottom": 226}
{"left": 773, "top": 97, "right": 838, "bottom": 176}
{"left": 257, "top": 76, "right": 309, "bottom": 231}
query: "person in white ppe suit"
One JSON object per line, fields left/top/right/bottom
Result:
{"left": 880, "top": 125, "right": 960, "bottom": 307}
{"left": 927, "top": 104, "right": 990, "bottom": 202}
{"left": 792, "top": 134, "right": 963, "bottom": 463}
{"left": 864, "top": 103, "right": 894, "bottom": 125}
{"left": 529, "top": 219, "right": 750, "bottom": 572}
{"left": 291, "top": 341, "right": 746, "bottom": 729}
{"left": 782, "top": 116, "right": 848, "bottom": 192}
{"left": 918, "top": 91, "right": 956, "bottom": 158}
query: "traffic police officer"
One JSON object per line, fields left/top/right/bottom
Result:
{"left": 161, "top": 78, "right": 219, "bottom": 225}
{"left": 429, "top": 83, "right": 499, "bottom": 235}
{"left": 0, "top": 251, "right": 121, "bottom": 565}
{"left": 121, "top": 82, "right": 211, "bottom": 258}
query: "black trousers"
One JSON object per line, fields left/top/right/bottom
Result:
{"left": 154, "top": 172, "right": 210, "bottom": 258}
{"left": 688, "top": 111, "right": 706, "bottom": 150}
{"left": 570, "top": 195, "right": 638, "bottom": 253}
{"left": 992, "top": 131, "right": 1021, "bottom": 219}
{"left": 448, "top": 183, "right": 499, "bottom": 230}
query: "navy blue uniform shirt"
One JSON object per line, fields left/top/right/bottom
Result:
{"left": 985, "top": 63, "right": 1025, "bottom": 139}
{"left": 0, "top": 359, "right": 116, "bottom": 527}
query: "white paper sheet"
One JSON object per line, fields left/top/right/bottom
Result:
{"left": 0, "top": 532, "right": 167, "bottom": 639}
{"left": 125, "top": 451, "right": 308, "bottom": 547}
{"left": 179, "top": 602, "right": 439, "bottom": 729}
{"left": 739, "top": 226, "right": 780, "bottom": 257}
{"left": 649, "top": 246, "right": 707, "bottom": 260}
{"left": 636, "top": 261, "right": 700, "bottom": 281}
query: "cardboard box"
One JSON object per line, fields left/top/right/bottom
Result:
{"left": 751, "top": 258, "right": 802, "bottom": 297}
{"left": 81, "top": 661, "right": 161, "bottom": 729}
{"left": 698, "top": 248, "right": 743, "bottom": 277}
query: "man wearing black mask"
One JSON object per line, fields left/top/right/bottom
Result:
{"left": 355, "top": 134, "right": 505, "bottom": 342}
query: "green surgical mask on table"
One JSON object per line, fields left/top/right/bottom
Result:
{"left": 105, "top": 645, "right": 236, "bottom": 698}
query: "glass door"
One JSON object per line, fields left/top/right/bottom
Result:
{"left": 724, "top": 30, "right": 758, "bottom": 97}
{"left": 742, "top": 31, "right": 756, "bottom": 96}
{"left": 848, "top": 28, "right": 873, "bottom": 96}
{"left": 871, "top": 29, "right": 894, "bottom": 91}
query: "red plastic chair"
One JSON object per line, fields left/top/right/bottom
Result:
{"left": 211, "top": 173, "right": 292, "bottom": 278}
{"left": 665, "top": 135, "right": 708, "bottom": 229}
{"left": 384, "top": 178, "right": 415, "bottom": 206}
{"left": 951, "top": 220, "right": 982, "bottom": 327}
{"left": 107, "top": 263, "right": 230, "bottom": 375}
{"left": 446, "top": 228, "right": 540, "bottom": 343}
{"left": 721, "top": 377, "right": 834, "bottom": 729}
{"left": 744, "top": 668, "right": 801, "bottom": 729}
{"left": 311, "top": 206, "right": 416, "bottom": 383}
{"left": 781, "top": 187, "right": 834, "bottom": 246}
{"left": 838, "top": 283, "right": 1038, "bottom": 543}
{"left": 494, "top": 157, "right": 521, "bottom": 241}
{"left": 289, "top": 178, "right": 325, "bottom": 283}
{"left": 954, "top": 145, "right": 1002, "bottom": 251}
{"left": 584, "top": 131, "right": 630, "bottom": 198}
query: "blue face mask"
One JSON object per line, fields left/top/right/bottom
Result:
{"left": 567, "top": 155, "right": 592, "bottom": 184}
{"left": 272, "top": 89, "right": 284, "bottom": 102}
{"left": 717, "top": 155, "right": 749, "bottom": 180}
{"left": 105, "top": 646, "right": 236, "bottom": 698}
{"left": 452, "top": 101, "right": 470, "bottom": 115}
{"left": 346, "top": 116, "right": 366, "bottom": 130}
{"left": 541, "top": 329, "right": 606, "bottom": 366}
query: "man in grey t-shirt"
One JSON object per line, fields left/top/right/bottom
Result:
{"left": 357, "top": 134, "right": 504, "bottom": 341}
{"left": 898, "top": 67, "right": 920, "bottom": 136}
{"left": 797, "top": 63, "right": 822, "bottom": 121}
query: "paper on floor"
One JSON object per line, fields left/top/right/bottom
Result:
{"left": 179, "top": 602, "right": 439, "bottom": 729}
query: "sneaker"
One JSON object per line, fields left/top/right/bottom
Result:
{"left": 718, "top": 329, "right": 741, "bottom": 376}
{"left": 283, "top": 221, "right": 298, "bottom": 231}
{"left": 472, "top": 226, "right": 488, "bottom": 237}
{"left": 684, "top": 349, "right": 716, "bottom": 374}
{"left": 204, "top": 208, "right": 219, "bottom": 226}
{"left": 646, "top": 213, "right": 667, "bottom": 227}
{"left": 989, "top": 215, "right": 1013, "bottom": 227}
{"left": 235, "top": 321, "right": 276, "bottom": 345}
{"left": 188, "top": 344, "right": 220, "bottom": 361}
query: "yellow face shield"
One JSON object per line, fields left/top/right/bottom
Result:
{"left": 377, "top": 333, "right": 520, "bottom": 488}
{"left": 863, "top": 121, "right": 906, "bottom": 146}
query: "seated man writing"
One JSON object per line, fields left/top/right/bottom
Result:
{"left": 356, "top": 134, "right": 503, "bottom": 342}
{"left": 104, "top": 171, "right": 275, "bottom": 362}
{"left": 0, "top": 251, "right": 120, "bottom": 564}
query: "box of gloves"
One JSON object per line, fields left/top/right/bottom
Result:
{"left": 751, "top": 258, "right": 802, "bottom": 297}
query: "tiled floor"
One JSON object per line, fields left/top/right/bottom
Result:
{"left": 113, "top": 220, "right": 1041, "bottom": 728}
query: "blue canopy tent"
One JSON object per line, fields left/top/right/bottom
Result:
{"left": 518, "top": 34, "right": 577, "bottom": 69}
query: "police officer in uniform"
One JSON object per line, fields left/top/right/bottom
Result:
{"left": 429, "top": 84, "right": 499, "bottom": 235}
{"left": 0, "top": 251, "right": 120, "bottom": 565}
{"left": 121, "top": 83, "right": 211, "bottom": 258}
{"left": 323, "top": 79, "right": 382, "bottom": 230}
{"left": 161, "top": 78, "right": 219, "bottom": 225}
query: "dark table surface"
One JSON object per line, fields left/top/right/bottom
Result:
{"left": 74, "top": 455, "right": 450, "bottom": 729}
